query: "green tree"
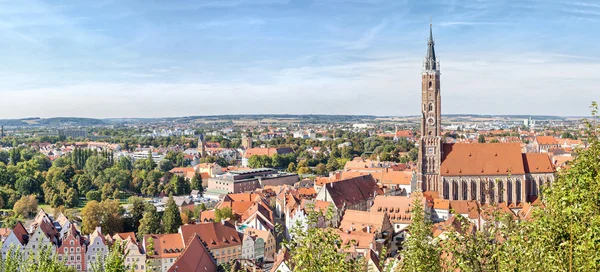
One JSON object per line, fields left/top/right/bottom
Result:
{"left": 214, "top": 207, "right": 235, "bottom": 222}
{"left": 283, "top": 204, "right": 364, "bottom": 271}
{"left": 314, "top": 163, "right": 327, "bottom": 176}
{"left": 162, "top": 195, "right": 182, "bottom": 233}
{"left": 400, "top": 192, "right": 440, "bottom": 272}
{"left": 13, "top": 194, "right": 38, "bottom": 218}
{"left": 81, "top": 200, "right": 123, "bottom": 235}
{"left": 286, "top": 162, "right": 296, "bottom": 173}
{"left": 190, "top": 172, "right": 203, "bottom": 192}
{"left": 128, "top": 196, "right": 146, "bottom": 231}
{"left": 138, "top": 204, "right": 162, "bottom": 240}
{"left": 477, "top": 134, "right": 486, "bottom": 143}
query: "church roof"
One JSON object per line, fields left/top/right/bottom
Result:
{"left": 522, "top": 153, "right": 554, "bottom": 173}
{"left": 441, "top": 143, "right": 525, "bottom": 176}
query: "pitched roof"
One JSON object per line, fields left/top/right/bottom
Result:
{"left": 322, "top": 175, "right": 380, "bottom": 209}
{"left": 339, "top": 210, "right": 388, "bottom": 234}
{"left": 370, "top": 195, "right": 424, "bottom": 224}
{"left": 441, "top": 143, "right": 525, "bottom": 176}
{"left": 522, "top": 153, "right": 554, "bottom": 173}
{"left": 168, "top": 234, "right": 217, "bottom": 272}
{"left": 11, "top": 221, "right": 28, "bottom": 245}
{"left": 271, "top": 248, "right": 291, "bottom": 272}
{"left": 144, "top": 233, "right": 185, "bottom": 259}
{"left": 535, "top": 136, "right": 558, "bottom": 145}
{"left": 180, "top": 221, "right": 242, "bottom": 250}
{"left": 114, "top": 232, "right": 137, "bottom": 243}
{"left": 449, "top": 200, "right": 480, "bottom": 219}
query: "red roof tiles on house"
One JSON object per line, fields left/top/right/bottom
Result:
{"left": 168, "top": 234, "right": 217, "bottom": 272}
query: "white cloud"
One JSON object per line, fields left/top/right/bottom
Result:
{"left": 0, "top": 52, "right": 597, "bottom": 118}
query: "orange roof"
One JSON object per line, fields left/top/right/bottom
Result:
{"left": 199, "top": 210, "right": 215, "bottom": 222}
{"left": 180, "top": 221, "right": 241, "bottom": 250}
{"left": 297, "top": 187, "right": 316, "bottom": 197}
{"left": 441, "top": 143, "right": 525, "bottom": 176}
{"left": 522, "top": 153, "right": 554, "bottom": 173}
{"left": 114, "top": 232, "right": 137, "bottom": 243}
{"left": 395, "top": 130, "right": 414, "bottom": 138}
{"left": 168, "top": 234, "right": 217, "bottom": 272}
{"left": 336, "top": 230, "right": 376, "bottom": 252}
{"left": 433, "top": 198, "right": 450, "bottom": 210}
{"left": 339, "top": 210, "right": 388, "bottom": 233}
{"left": 535, "top": 136, "right": 558, "bottom": 145}
{"left": 449, "top": 200, "right": 480, "bottom": 219}
{"left": 370, "top": 195, "right": 424, "bottom": 224}
{"left": 144, "top": 233, "right": 185, "bottom": 259}
{"left": 371, "top": 170, "right": 412, "bottom": 185}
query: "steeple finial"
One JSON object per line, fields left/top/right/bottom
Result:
{"left": 424, "top": 21, "right": 437, "bottom": 71}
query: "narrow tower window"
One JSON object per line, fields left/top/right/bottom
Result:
{"left": 428, "top": 81, "right": 432, "bottom": 89}
{"left": 428, "top": 103, "right": 433, "bottom": 112}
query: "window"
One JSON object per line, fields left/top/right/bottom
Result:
{"left": 76, "top": 265, "right": 80, "bottom": 270}
{"left": 70, "top": 256, "right": 74, "bottom": 261}
{"left": 76, "top": 248, "right": 80, "bottom": 253}
{"left": 77, "top": 255, "right": 80, "bottom": 261}
{"left": 70, "top": 241, "right": 74, "bottom": 246}
{"left": 70, "top": 248, "right": 74, "bottom": 253}
{"left": 58, "top": 256, "right": 62, "bottom": 261}
{"left": 64, "top": 248, "right": 68, "bottom": 254}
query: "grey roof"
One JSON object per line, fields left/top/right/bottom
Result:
{"left": 424, "top": 24, "right": 437, "bottom": 71}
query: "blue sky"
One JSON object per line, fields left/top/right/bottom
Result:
{"left": 1, "top": 0, "right": 599, "bottom": 118}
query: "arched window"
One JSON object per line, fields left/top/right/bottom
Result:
{"left": 428, "top": 103, "right": 433, "bottom": 112}
{"left": 462, "top": 180, "right": 468, "bottom": 200}
{"left": 498, "top": 181, "right": 504, "bottom": 203}
{"left": 507, "top": 180, "right": 513, "bottom": 203}
{"left": 516, "top": 179, "right": 522, "bottom": 203}
{"left": 428, "top": 81, "right": 433, "bottom": 89}
{"left": 471, "top": 181, "right": 477, "bottom": 200}
{"left": 443, "top": 180, "right": 449, "bottom": 199}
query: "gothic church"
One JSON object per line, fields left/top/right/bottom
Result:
{"left": 417, "top": 25, "right": 554, "bottom": 205}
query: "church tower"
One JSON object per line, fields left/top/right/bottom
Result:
{"left": 418, "top": 24, "right": 443, "bottom": 192}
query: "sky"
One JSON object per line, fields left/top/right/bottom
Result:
{"left": 0, "top": 0, "right": 599, "bottom": 118}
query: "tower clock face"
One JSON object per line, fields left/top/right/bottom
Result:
{"left": 427, "top": 117, "right": 436, "bottom": 126}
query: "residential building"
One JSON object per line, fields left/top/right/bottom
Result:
{"left": 167, "top": 235, "right": 217, "bottom": 272}
{"left": 179, "top": 221, "right": 242, "bottom": 265}
{"left": 57, "top": 224, "right": 86, "bottom": 271}
{"left": 243, "top": 227, "right": 276, "bottom": 262}
{"left": 143, "top": 233, "right": 184, "bottom": 272}
{"left": 86, "top": 227, "right": 108, "bottom": 271}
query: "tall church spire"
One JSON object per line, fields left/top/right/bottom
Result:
{"left": 424, "top": 23, "right": 437, "bottom": 71}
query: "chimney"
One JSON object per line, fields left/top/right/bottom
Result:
{"left": 366, "top": 225, "right": 371, "bottom": 233}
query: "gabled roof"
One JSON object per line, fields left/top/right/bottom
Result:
{"left": 322, "top": 175, "right": 380, "bottom": 209}
{"left": 144, "top": 233, "right": 185, "bottom": 259}
{"left": 339, "top": 210, "right": 388, "bottom": 234}
{"left": 522, "top": 153, "right": 554, "bottom": 173}
{"left": 535, "top": 136, "right": 558, "bottom": 145}
{"left": 168, "top": 234, "right": 217, "bottom": 272}
{"left": 11, "top": 221, "right": 29, "bottom": 245}
{"left": 441, "top": 143, "right": 526, "bottom": 176}
{"left": 370, "top": 195, "right": 424, "bottom": 224}
{"left": 180, "top": 221, "right": 242, "bottom": 250}
{"left": 114, "top": 232, "right": 137, "bottom": 243}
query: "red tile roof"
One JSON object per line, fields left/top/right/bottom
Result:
{"left": 180, "top": 221, "right": 242, "bottom": 250}
{"left": 144, "top": 233, "right": 185, "bottom": 259}
{"left": 535, "top": 136, "right": 558, "bottom": 145}
{"left": 441, "top": 143, "right": 525, "bottom": 176}
{"left": 323, "top": 175, "right": 381, "bottom": 209}
{"left": 522, "top": 153, "right": 554, "bottom": 173}
{"left": 168, "top": 234, "right": 217, "bottom": 272}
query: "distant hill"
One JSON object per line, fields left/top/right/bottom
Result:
{"left": 0, "top": 117, "right": 106, "bottom": 127}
